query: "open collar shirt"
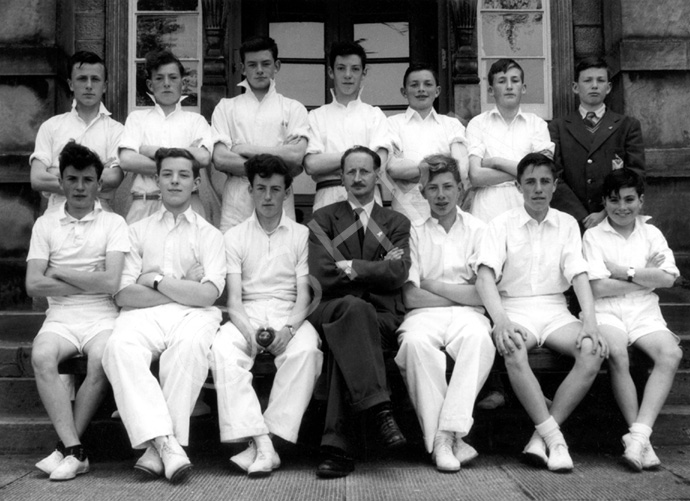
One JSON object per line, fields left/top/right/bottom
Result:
{"left": 388, "top": 107, "right": 466, "bottom": 163}
{"left": 474, "top": 206, "right": 588, "bottom": 298}
{"left": 119, "top": 205, "right": 225, "bottom": 297}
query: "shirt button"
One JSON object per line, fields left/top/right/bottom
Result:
{"left": 587, "top": 178, "right": 593, "bottom": 184}
{"left": 587, "top": 159, "right": 593, "bottom": 164}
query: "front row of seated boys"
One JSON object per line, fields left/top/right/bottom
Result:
{"left": 26, "top": 141, "right": 681, "bottom": 482}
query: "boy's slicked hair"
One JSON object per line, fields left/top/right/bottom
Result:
{"left": 420, "top": 154, "right": 460, "bottom": 187}
{"left": 402, "top": 63, "right": 439, "bottom": 88}
{"left": 516, "top": 153, "right": 556, "bottom": 182}
{"left": 328, "top": 41, "right": 367, "bottom": 69}
{"left": 59, "top": 140, "right": 104, "bottom": 179}
{"left": 240, "top": 36, "right": 279, "bottom": 62}
{"left": 575, "top": 56, "right": 611, "bottom": 82}
{"left": 145, "top": 50, "right": 185, "bottom": 79}
{"left": 69, "top": 51, "right": 108, "bottom": 80}
{"left": 488, "top": 58, "right": 524, "bottom": 86}
{"left": 245, "top": 154, "right": 293, "bottom": 190}
{"left": 341, "top": 145, "right": 381, "bottom": 171}
{"left": 602, "top": 168, "right": 645, "bottom": 199}
{"left": 155, "top": 147, "right": 200, "bottom": 178}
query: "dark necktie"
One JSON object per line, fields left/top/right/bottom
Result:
{"left": 354, "top": 207, "right": 365, "bottom": 250}
{"left": 583, "top": 111, "right": 600, "bottom": 133}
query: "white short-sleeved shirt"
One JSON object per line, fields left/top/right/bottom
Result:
{"left": 119, "top": 206, "right": 226, "bottom": 297}
{"left": 583, "top": 215, "right": 679, "bottom": 297}
{"left": 306, "top": 90, "right": 390, "bottom": 182}
{"left": 387, "top": 108, "right": 466, "bottom": 223}
{"left": 224, "top": 210, "right": 308, "bottom": 304}
{"left": 30, "top": 101, "right": 124, "bottom": 206}
{"left": 119, "top": 101, "right": 216, "bottom": 194}
{"left": 474, "top": 206, "right": 589, "bottom": 298}
{"left": 212, "top": 79, "right": 309, "bottom": 149}
{"left": 27, "top": 201, "right": 130, "bottom": 307}
{"left": 408, "top": 208, "right": 485, "bottom": 289}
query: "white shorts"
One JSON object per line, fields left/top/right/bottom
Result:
{"left": 596, "top": 293, "right": 678, "bottom": 345}
{"left": 502, "top": 294, "right": 579, "bottom": 346}
{"left": 37, "top": 299, "right": 119, "bottom": 354}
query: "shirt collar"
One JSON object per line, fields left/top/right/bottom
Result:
{"left": 579, "top": 104, "right": 606, "bottom": 120}
{"left": 404, "top": 106, "right": 439, "bottom": 124}
{"left": 488, "top": 106, "right": 526, "bottom": 124}
{"left": 155, "top": 204, "right": 197, "bottom": 224}
{"left": 147, "top": 94, "right": 187, "bottom": 117}
{"left": 248, "top": 209, "right": 290, "bottom": 234}
{"left": 238, "top": 78, "right": 277, "bottom": 101}
{"left": 424, "top": 206, "right": 467, "bottom": 230}
{"left": 59, "top": 199, "right": 103, "bottom": 225}
{"left": 348, "top": 197, "right": 375, "bottom": 218}
{"left": 70, "top": 100, "right": 111, "bottom": 119}
{"left": 599, "top": 214, "right": 652, "bottom": 236}
{"left": 516, "top": 205, "right": 557, "bottom": 227}
{"left": 329, "top": 88, "right": 364, "bottom": 108}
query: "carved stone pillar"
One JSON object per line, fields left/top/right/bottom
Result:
{"left": 449, "top": 0, "right": 480, "bottom": 121}
{"left": 201, "top": 0, "right": 228, "bottom": 120}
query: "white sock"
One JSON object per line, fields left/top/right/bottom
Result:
{"left": 630, "top": 422, "right": 652, "bottom": 444}
{"left": 253, "top": 434, "right": 275, "bottom": 454}
{"left": 535, "top": 416, "right": 565, "bottom": 450}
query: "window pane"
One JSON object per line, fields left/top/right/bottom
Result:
{"left": 481, "top": 0, "right": 542, "bottom": 9}
{"left": 354, "top": 23, "right": 409, "bottom": 59}
{"left": 135, "top": 61, "right": 199, "bottom": 107}
{"left": 269, "top": 22, "right": 325, "bottom": 59}
{"left": 137, "top": 14, "right": 198, "bottom": 58}
{"left": 484, "top": 58, "right": 544, "bottom": 104}
{"left": 276, "top": 64, "right": 325, "bottom": 107}
{"left": 361, "top": 63, "right": 408, "bottom": 106}
{"left": 481, "top": 13, "right": 544, "bottom": 57}
{"left": 137, "top": 0, "right": 198, "bottom": 11}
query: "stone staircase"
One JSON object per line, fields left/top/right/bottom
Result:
{"left": 2, "top": 290, "right": 690, "bottom": 458}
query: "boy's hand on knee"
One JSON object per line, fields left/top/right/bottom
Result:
{"left": 575, "top": 322, "right": 609, "bottom": 358}
{"left": 492, "top": 321, "right": 527, "bottom": 357}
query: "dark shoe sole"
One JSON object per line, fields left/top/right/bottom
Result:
{"left": 316, "top": 468, "right": 353, "bottom": 479}
{"left": 134, "top": 464, "right": 163, "bottom": 478}
{"left": 383, "top": 436, "right": 407, "bottom": 450}
{"left": 168, "top": 463, "right": 193, "bottom": 483}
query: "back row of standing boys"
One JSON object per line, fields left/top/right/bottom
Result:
{"left": 27, "top": 36, "right": 680, "bottom": 483}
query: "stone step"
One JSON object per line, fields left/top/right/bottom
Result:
{"left": 0, "top": 377, "right": 45, "bottom": 416}
{"left": 664, "top": 368, "right": 690, "bottom": 405}
{"left": 650, "top": 404, "right": 690, "bottom": 445}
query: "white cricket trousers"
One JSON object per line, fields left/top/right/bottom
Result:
{"left": 395, "top": 306, "right": 495, "bottom": 453}
{"left": 103, "top": 303, "right": 221, "bottom": 449}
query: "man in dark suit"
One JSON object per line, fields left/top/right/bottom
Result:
{"left": 308, "top": 145, "right": 411, "bottom": 478}
{"left": 549, "top": 57, "right": 645, "bottom": 230}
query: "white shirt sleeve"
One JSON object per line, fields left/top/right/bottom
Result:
{"left": 582, "top": 229, "right": 610, "bottom": 280}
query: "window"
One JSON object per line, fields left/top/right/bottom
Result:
{"left": 128, "top": 0, "right": 203, "bottom": 113}
{"left": 477, "top": 0, "right": 552, "bottom": 119}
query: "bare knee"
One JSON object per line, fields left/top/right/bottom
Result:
{"left": 655, "top": 343, "right": 682, "bottom": 373}
{"left": 573, "top": 341, "right": 604, "bottom": 375}
{"left": 503, "top": 346, "right": 530, "bottom": 373}
{"left": 31, "top": 345, "right": 59, "bottom": 375}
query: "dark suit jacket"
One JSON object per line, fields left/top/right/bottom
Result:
{"left": 549, "top": 110, "right": 645, "bottom": 222}
{"left": 308, "top": 201, "right": 411, "bottom": 318}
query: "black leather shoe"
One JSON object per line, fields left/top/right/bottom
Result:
{"left": 374, "top": 409, "right": 407, "bottom": 449}
{"left": 316, "top": 447, "right": 354, "bottom": 479}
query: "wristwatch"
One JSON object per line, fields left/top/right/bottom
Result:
{"left": 626, "top": 267, "right": 636, "bottom": 283}
{"left": 286, "top": 325, "right": 296, "bottom": 338}
{"left": 153, "top": 274, "right": 165, "bottom": 291}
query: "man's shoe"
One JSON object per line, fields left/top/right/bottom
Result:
{"left": 547, "top": 443, "right": 573, "bottom": 472}
{"left": 156, "top": 436, "right": 192, "bottom": 483}
{"left": 36, "top": 449, "right": 64, "bottom": 475}
{"left": 432, "top": 433, "right": 460, "bottom": 473}
{"left": 134, "top": 446, "right": 164, "bottom": 477}
{"left": 621, "top": 433, "right": 644, "bottom": 472}
{"left": 247, "top": 449, "right": 281, "bottom": 478}
{"left": 374, "top": 410, "right": 407, "bottom": 449}
{"left": 642, "top": 442, "right": 661, "bottom": 470}
{"left": 522, "top": 432, "right": 548, "bottom": 467}
{"left": 476, "top": 391, "right": 506, "bottom": 410}
{"left": 230, "top": 441, "right": 257, "bottom": 472}
{"left": 316, "top": 448, "right": 354, "bottom": 479}
{"left": 49, "top": 455, "right": 90, "bottom": 481}
{"left": 453, "top": 437, "right": 478, "bottom": 465}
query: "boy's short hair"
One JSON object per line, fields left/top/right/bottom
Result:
{"left": 402, "top": 63, "right": 439, "bottom": 88}
{"left": 154, "top": 148, "right": 200, "bottom": 178}
{"left": 420, "top": 154, "right": 460, "bottom": 187}
{"left": 575, "top": 57, "right": 611, "bottom": 82}
{"left": 145, "top": 50, "right": 185, "bottom": 79}
{"left": 59, "top": 140, "right": 104, "bottom": 179}
{"left": 341, "top": 146, "right": 381, "bottom": 171}
{"left": 516, "top": 153, "right": 557, "bottom": 183}
{"left": 245, "top": 154, "right": 293, "bottom": 190}
{"left": 328, "top": 41, "right": 367, "bottom": 69}
{"left": 69, "top": 51, "right": 107, "bottom": 81}
{"left": 602, "top": 168, "right": 645, "bottom": 199}
{"left": 240, "top": 36, "right": 279, "bottom": 62}
{"left": 488, "top": 58, "right": 524, "bottom": 86}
